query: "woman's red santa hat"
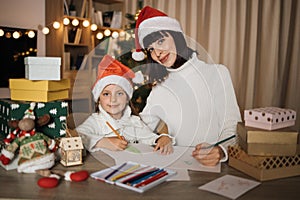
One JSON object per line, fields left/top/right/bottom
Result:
{"left": 92, "top": 55, "right": 143, "bottom": 102}
{"left": 132, "top": 6, "right": 183, "bottom": 61}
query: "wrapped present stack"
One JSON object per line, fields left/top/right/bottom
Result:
{"left": 10, "top": 57, "right": 70, "bottom": 103}
{"left": 0, "top": 56, "right": 70, "bottom": 140}
{"left": 228, "top": 107, "right": 300, "bottom": 181}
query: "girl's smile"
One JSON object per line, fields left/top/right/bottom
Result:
{"left": 99, "top": 84, "right": 128, "bottom": 119}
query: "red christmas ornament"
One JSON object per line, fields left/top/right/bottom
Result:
{"left": 37, "top": 177, "right": 59, "bottom": 188}
{"left": 70, "top": 170, "right": 89, "bottom": 182}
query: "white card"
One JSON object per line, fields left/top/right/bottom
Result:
{"left": 198, "top": 175, "right": 261, "bottom": 199}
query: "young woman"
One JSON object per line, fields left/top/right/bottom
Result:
{"left": 132, "top": 6, "right": 241, "bottom": 166}
{"left": 76, "top": 55, "right": 174, "bottom": 154}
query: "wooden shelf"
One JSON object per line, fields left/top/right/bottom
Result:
{"left": 46, "top": 0, "right": 124, "bottom": 113}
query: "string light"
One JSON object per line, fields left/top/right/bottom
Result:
{"left": 119, "top": 30, "right": 125, "bottom": 37}
{"left": 112, "top": 31, "right": 119, "bottom": 39}
{"left": 28, "top": 30, "right": 35, "bottom": 38}
{"left": 96, "top": 32, "right": 103, "bottom": 40}
{"left": 90, "top": 24, "right": 98, "bottom": 31}
{"left": 0, "top": 29, "right": 4, "bottom": 37}
{"left": 42, "top": 27, "right": 50, "bottom": 35}
{"left": 63, "top": 17, "right": 70, "bottom": 25}
{"left": 53, "top": 21, "right": 61, "bottom": 29}
{"left": 104, "top": 29, "right": 111, "bottom": 36}
{"left": 12, "top": 31, "right": 21, "bottom": 39}
{"left": 72, "top": 18, "right": 79, "bottom": 26}
{"left": 82, "top": 20, "right": 90, "bottom": 27}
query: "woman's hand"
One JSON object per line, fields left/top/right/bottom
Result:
{"left": 154, "top": 136, "right": 173, "bottom": 155}
{"left": 192, "top": 143, "right": 224, "bottom": 166}
{"left": 96, "top": 137, "right": 128, "bottom": 151}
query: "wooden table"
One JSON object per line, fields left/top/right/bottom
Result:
{"left": 0, "top": 153, "right": 299, "bottom": 200}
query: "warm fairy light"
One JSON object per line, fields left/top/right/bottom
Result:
{"left": 96, "top": 32, "right": 103, "bottom": 40}
{"left": 28, "top": 30, "right": 35, "bottom": 38}
{"left": 111, "top": 31, "right": 119, "bottom": 39}
{"left": 53, "top": 21, "right": 61, "bottom": 29}
{"left": 90, "top": 24, "right": 98, "bottom": 31}
{"left": 63, "top": 17, "right": 70, "bottom": 25}
{"left": 82, "top": 20, "right": 90, "bottom": 27}
{"left": 42, "top": 27, "right": 50, "bottom": 35}
{"left": 119, "top": 30, "right": 125, "bottom": 37}
{"left": 104, "top": 29, "right": 111, "bottom": 36}
{"left": 72, "top": 18, "right": 79, "bottom": 26}
{"left": 13, "top": 31, "right": 21, "bottom": 39}
{"left": 5, "top": 32, "right": 11, "bottom": 38}
{"left": 0, "top": 29, "right": 4, "bottom": 37}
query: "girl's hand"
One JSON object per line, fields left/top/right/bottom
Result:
{"left": 154, "top": 136, "right": 173, "bottom": 155}
{"left": 96, "top": 137, "right": 128, "bottom": 151}
{"left": 192, "top": 143, "right": 224, "bottom": 166}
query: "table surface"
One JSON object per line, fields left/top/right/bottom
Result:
{"left": 0, "top": 153, "right": 299, "bottom": 200}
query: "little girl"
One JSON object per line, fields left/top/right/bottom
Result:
{"left": 76, "top": 55, "right": 174, "bottom": 154}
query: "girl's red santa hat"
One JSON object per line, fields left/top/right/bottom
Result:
{"left": 132, "top": 6, "right": 183, "bottom": 61}
{"left": 92, "top": 55, "right": 142, "bottom": 102}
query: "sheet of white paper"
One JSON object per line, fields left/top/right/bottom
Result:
{"left": 198, "top": 175, "right": 261, "bottom": 199}
{"left": 98, "top": 143, "right": 220, "bottom": 173}
{"left": 167, "top": 168, "right": 191, "bottom": 181}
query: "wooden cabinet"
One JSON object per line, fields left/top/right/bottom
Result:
{"left": 45, "top": 0, "right": 124, "bottom": 113}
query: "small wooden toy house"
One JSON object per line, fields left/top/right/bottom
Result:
{"left": 60, "top": 137, "right": 84, "bottom": 166}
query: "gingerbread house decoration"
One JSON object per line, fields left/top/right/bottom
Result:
{"left": 60, "top": 137, "right": 84, "bottom": 166}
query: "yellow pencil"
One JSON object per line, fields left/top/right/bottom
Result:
{"left": 110, "top": 164, "right": 141, "bottom": 181}
{"left": 106, "top": 121, "right": 124, "bottom": 140}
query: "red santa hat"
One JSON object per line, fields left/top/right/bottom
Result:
{"left": 132, "top": 6, "right": 183, "bottom": 61}
{"left": 92, "top": 55, "right": 138, "bottom": 102}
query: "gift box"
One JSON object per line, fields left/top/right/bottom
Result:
{"left": 244, "top": 107, "right": 296, "bottom": 130}
{"left": 0, "top": 99, "right": 68, "bottom": 139}
{"left": 228, "top": 145, "right": 300, "bottom": 181}
{"left": 9, "top": 78, "right": 70, "bottom": 102}
{"left": 237, "top": 122, "right": 299, "bottom": 156}
{"left": 25, "top": 56, "right": 61, "bottom": 81}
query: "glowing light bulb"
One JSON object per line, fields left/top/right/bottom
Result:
{"left": 13, "top": 31, "right": 20, "bottom": 39}
{"left": 104, "top": 29, "right": 111, "bottom": 36}
{"left": 53, "top": 21, "right": 61, "bottom": 29}
{"left": 119, "top": 30, "right": 125, "bottom": 37}
{"left": 111, "top": 31, "right": 119, "bottom": 39}
{"left": 42, "top": 27, "right": 50, "bottom": 35}
{"left": 82, "top": 20, "right": 90, "bottom": 27}
{"left": 90, "top": 24, "right": 98, "bottom": 31}
{"left": 0, "top": 29, "right": 4, "bottom": 37}
{"left": 72, "top": 19, "right": 79, "bottom": 26}
{"left": 63, "top": 17, "right": 70, "bottom": 25}
{"left": 96, "top": 32, "right": 103, "bottom": 40}
{"left": 28, "top": 30, "right": 35, "bottom": 38}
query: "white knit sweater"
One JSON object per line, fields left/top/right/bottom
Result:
{"left": 140, "top": 53, "right": 241, "bottom": 160}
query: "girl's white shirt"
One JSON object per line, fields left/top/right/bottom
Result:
{"left": 76, "top": 105, "right": 174, "bottom": 152}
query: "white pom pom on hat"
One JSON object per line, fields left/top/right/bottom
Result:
{"left": 132, "top": 6, "right": 183, "bottom": 61}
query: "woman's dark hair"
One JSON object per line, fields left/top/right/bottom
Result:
{"left": 143, "top": 30, "right": 195, "bottom": 69}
